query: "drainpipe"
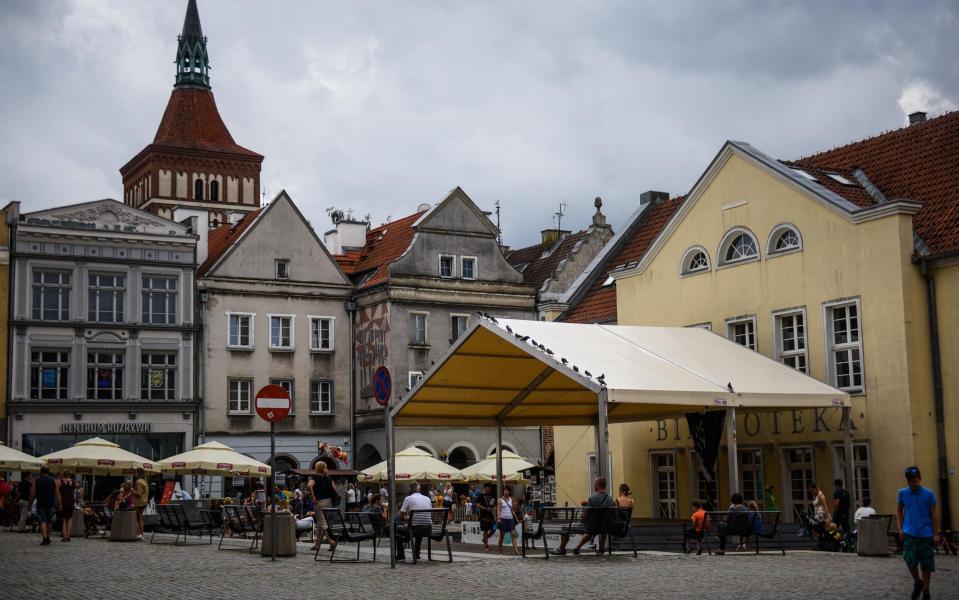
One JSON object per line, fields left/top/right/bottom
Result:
{"left": 4, "top": 207, "right": 17, "bottom": 446}
{"left": 346, "top": 300, "right": 357, "bottom": 469}
{"left": 921, "top": 257, "right": 951, "bottom": 530}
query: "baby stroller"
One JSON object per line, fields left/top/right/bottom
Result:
{"left": 797, "top": 510, "right": 850, "bottom": 552}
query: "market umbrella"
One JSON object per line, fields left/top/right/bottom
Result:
{"left": 158, "top": 440, "right": 271, "bottom": 476}
{"left": 460, "top": 450, "right": 536, "bottom": 483}
{"left": 39, "top": 437, "right": 160, "bottom": 476}
{"left": 358, "top": 446, "right": 463, "bottom": 482}
{"left": 0, "top": 442, "right": 44, "bottom": 472}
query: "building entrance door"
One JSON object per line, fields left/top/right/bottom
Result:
{"left": 783, "top": 446, "right": 814, "bottom": 522}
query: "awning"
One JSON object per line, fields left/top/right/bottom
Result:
{"left": 393, "top": 319, "right": 849, "bottom": 427}
{"left": 39, "top": 437, "right": 161, "bottom": 476}
{"left": 158, "top": 441, "right": 271, "bottom": 476}
{"left": 0, "top": 442, "right": 44, "bottom": 472}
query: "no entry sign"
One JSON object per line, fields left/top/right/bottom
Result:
{"left": 373, "top": 366, "right": 391, "bottom": 407}
{"left": 255, "top": 384, "right": 291, "bottom": 423}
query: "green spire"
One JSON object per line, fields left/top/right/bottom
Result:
{"left": 174, "top": 0, "right": 210, "bottom": 89}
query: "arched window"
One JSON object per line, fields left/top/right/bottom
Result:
{"left": 209, "top": 179, "right": 219, "bottom": 202}
{"left": 767, "top": 224, "right": 802, "bottom": 255}
{"left": 718, "top": 228, "right": 759, "bottom": 265}
{"left": 194, "top": 178, "right": 204, "bottom": 200}
{"left": 680, "top": 246, "right": 710, "bottom": 275}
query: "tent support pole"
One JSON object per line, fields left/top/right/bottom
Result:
{"left": 842, "top": 406, "right": 857, "bottom": 517}
{"left": 596, "top": 388, "right": 610, "bottom": 485}
{"left": 495, "top": 420, "right": 504, "bottom": 499}
{"left": 388, "top": 405, "right": 396, "bottom": 569}
{"left": 726, "top": 406, "right": 739, "bottom": 495}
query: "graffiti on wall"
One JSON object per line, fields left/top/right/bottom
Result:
{"left": 356, "top": 303, "right": 390, "bottom": 399}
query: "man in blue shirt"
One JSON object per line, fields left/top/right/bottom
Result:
{"left": 897, "top": 466, "right": 940, "bottom": 600}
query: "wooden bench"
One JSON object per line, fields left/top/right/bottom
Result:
{"left": 152, "top": 503, "right": 214, "bottom": 546}
{"left": 219, "top": 505, "right": 262, "bottom": 553}
{"left": 408, "top": 508, "right": 453, "bottom": 564}
{"left": 319, "top": 509, "right": 378, "bottom": 563}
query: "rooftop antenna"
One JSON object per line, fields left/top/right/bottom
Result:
{"left": 554, "top": 200, "right": 568, "bottom": 231}
{"left": 495, "top": 199, "right": 502, "bottom": 246}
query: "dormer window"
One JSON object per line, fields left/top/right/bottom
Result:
{"left": 439, "top": 255, "right": 454, "bottom": 278}
{"left": 275, "top": 259, "right": 289, "bottom": 279}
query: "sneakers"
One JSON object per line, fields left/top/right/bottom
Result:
{"left": 40, "top": 538, "right": 50, "bottom": 545}
{"left": 572, "top": 548, "right": 580, "bottom": 555}
{"left": 911, "top": 580, "right": 923, "bottom": 600}
{"left": 553, "top": 548, "right": 566, "bottom": 555}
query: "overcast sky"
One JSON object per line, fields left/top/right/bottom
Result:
{"left": 1, "top": 1, "right": 956, "bottom": 247}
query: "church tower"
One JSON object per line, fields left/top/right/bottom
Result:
{"left": 120, "top": 0, "right": 263, "bottom": 225}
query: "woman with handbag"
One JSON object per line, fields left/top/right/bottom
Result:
{"left": 307, "top": 462, "right": 339, "bottom": 552}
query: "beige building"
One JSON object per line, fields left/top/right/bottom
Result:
{"left": 558, "top": 111, "right": 958, "bottom": 529}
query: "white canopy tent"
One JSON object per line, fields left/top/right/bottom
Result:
{"left": 383, "top": 317, "right": 852, "bottom": 567}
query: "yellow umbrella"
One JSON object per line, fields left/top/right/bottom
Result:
{"left": 0, "top": 442, "right": 44, "bottom": 472}
{"left": 158, "top": 440, "right": 271, "bottom": 476}
{"left": 358, "top": 446, "right": 462, "bottom": 482}
{"left": 460, "top": 450, "right": 536, "bottom": 483}
{"left": 39, "top": 437, "right": 160, "bottom": 476}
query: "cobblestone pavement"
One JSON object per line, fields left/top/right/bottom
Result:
{"left": 1, "top": 531, "right": 956, "bottom": 600}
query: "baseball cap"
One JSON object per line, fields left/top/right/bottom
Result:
{"left": 904, "top": 466, "right": 921, "bottom": 479}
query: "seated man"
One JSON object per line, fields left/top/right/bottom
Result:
{"left": 685, "top": 500, "right": 711, "bottom": 555}
{"left": 555, "top": 477, "right": 615, "bottom": 555}
{"left": 397, "top": 482, "right": 433, "bottom": 561}
{"left": 294, "top": 511, "right": 315, "bottom": 541}
{"left": 715, "top": 493, "right": 750, "bottom": 555}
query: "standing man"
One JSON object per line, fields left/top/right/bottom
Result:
{"left": 897, "top": 466, "right": 939, "bottom": 600}
{"left": 832, "top": 479, "right": 851, "bottom": 533}
{"left": 16, "top": 472, "right": 33, "bottom": 532}
{"left": 133, "top": 468, "right": 149, "bottom": 540}
{"left": 34, "top": 466, "right": 58, "bottom": 546}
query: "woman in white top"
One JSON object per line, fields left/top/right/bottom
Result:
{"left": 496, "top": 486, "right": 520, "bottom": 556}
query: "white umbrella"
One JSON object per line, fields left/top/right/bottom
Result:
{"left": 460, "top": 450, "right": 536, "bottom": 483}
{"left": 39, "top": 437, "right": 160, "bottom": 476}
{"left": 358, "top": 446, "right": 462, "bottom": 482}
{"left": 0, "top": 442, "right": 44, "bottom": 472}
{"left": 159, "top": 440, "right": 271, "bottom": 476}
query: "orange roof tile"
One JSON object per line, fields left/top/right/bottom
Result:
{"left": 506, "top": 231, "right": 588, "bottom": 291}
{"left": 153, "top": 88, "right": 261, "bottom": 158}
{"left": 335, "top": 209, "right": 427, "bottom": 289}
{"left": 199, "top": 210, "right": 261, "bottom": 275}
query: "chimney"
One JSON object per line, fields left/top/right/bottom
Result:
{"left": 540, "top": 228, "right": 570, "bottom": 250}
{"left": 909, "top": 111, "right": 927, "bottom": 125}
{"left": 639, "top": 190, "right": 670, "bottom": 207}
{"left": 324, "top": 219, "right": 369, "bottom": 255}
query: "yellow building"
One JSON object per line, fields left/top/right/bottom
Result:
{"left": 556, "top": 111, "right": 958, "bottom": 529}
{"left": 0, "top": 202, "right": 16, "bottom": 443}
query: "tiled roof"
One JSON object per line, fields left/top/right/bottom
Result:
{"left": 199, "top": 210, "right": 261, "bottom": 275}
{"left": 506, "top": 230, "right": 588, "bottom": 291}
{"left": 337, "top": 210, "right": 426, "bottom": 289}
{"left": 791, "top": 110, "right": 959, "bottom": 254}
{"left": 777, "top": 162, "right": 876, "bottom": 208}
{"left": 153, "top": 88, "right": 262, "bottom": 158}
{"left": 563, "top": 197, "right": 684, "bottom": 324}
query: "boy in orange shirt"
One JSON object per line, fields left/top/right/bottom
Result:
{"left": 686, "top": 500, "right": 711, "bottom": 555}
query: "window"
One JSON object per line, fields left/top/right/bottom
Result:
{"left": 725, "top": 316, "right": 757, "bottom": 350}
{"left": 194, "top": 178, "right": 204, "bottom": 200}
{"left": 461, "top": 256, "right": 476, "bottom": 280}
{"left": 210, "top": 179, "right": 219, "bottom": 202}
{"left": 30, "top": 350, "right": 69, "bottom": 400}
{"left": 409, "top": 312, "right": 428, "bottom": 346}
{"left": 439, "top": 255, "right": 454, "bottom": 278}
{"left": 227, "top": 312, "right": 254, "bottom": 349}
{"left": 271, "top": 379, "right": 295, "bottom": 416}
{"left": 275, "top": 259, "right": 289, "bottom": 280}
{"left": 310, "top": 380, "right": 333, "bottom": 414}
{"left": 738, "top": 449, "right": 764, "bottom": 503}
{"left": 408, "top": 371, "right": 424, "bottom": 388}
{"left": 825, "top": 300, "right": 864, "bottom": 393}
{"left": 87, "top": 351, "right": 124, "bottom": 400}
{"left": 88, "top": 273, "right": 125, "bottom": 323}
{"left": 450, "top": 314, "right": 469, "bottom": 342}
{"left": 309, "top": 317, "right": 334, "bottom": 351}
{"left": 228, "top": 379, "right": 252, "bottom": 414}
{"left": 719, "top": 229, "right": 759, "bottom": 264}
{"left": 141, "top": 275, "right": 177, "bottom": 324}
{"left": 650, "top": 451, "right": 677, "bottom": 519}
{"left": 790, "top": 167, "right": 817, "bottom": 181}
{"left": 767, "top": 224, "right": 802, "bottom": 255}
{"left": 833, "top": 443, "right": 872, "bottom": 505}
{"left": 32, "top": 270, "right": 71, "bottom": 321}
{"left": 269, "top": 315, "right": 294, "bottom": 350}
{"left": 773, "top": 309, "right": 808, "bottom": 373}
{"left": 825, "top": 172, "right": 854, "bottom": 185}
{"left": 680, "top": 246, "right": 710, "bottom": 275}
{"left": 141, "top": 353, "right": 176, "bottom": 400}
{"left": 783, "top": 447, "right": 815, "bottom": 522}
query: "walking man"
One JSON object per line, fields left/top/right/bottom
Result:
{"left": 133, "top": 468, "right": 149, "bottom": 540}
{"left": 16, "top": 472, "right": 33, "bottom": 532}
{"left": 832, "top": 479, "right": 851, "bottom": 533}
{"left": 34, "top": 466, "right": 58, "bottom": 545}
{"left": 897, "top": 466, "right": 939, "bottom": 600}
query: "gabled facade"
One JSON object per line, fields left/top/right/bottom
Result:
{"left": 6, "top": 200, "right": 199, "bottom": 467}
{"left": 198, "top": 192, "right": 353, "bottom": 494}
{"left": 556, "top": 112, "right": 959, "bottom": 528}
{"left": 329, "top": 187, "right": 539, "bottom": 471}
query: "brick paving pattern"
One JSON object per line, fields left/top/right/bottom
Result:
{"left": 1, "top": 531, "right": 956, "bottom": 599}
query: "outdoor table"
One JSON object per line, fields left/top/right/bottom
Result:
{"left": 110, "top": 509, "right": 139, "bottom": 542}
{"left": 857, "top": 516, "right": 891, "bottom": 556}
{"left": 260, "top": 513, "right": 296, "bottom": 557}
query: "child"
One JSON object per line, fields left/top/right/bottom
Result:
{"left": 686, "top": 500, "right": 710, "bottom": 555}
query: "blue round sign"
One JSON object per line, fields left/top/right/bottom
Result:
{"left": 373, "top": 366, "right": 392, "bottom": 407}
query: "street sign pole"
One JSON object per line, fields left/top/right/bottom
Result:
{"left": 270, "top": 419, "right": 276, "bottom": 562}
{"left": 254, "top": 384, "right": 291, "bottom": 563}
{"left": 372, "top": 366, "right": 394, "bottom": 568}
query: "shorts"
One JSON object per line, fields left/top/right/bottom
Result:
{"left": 903, "top": 535, "right": 935, "bottom": 572}
{"left": 36, "top": 507, "right": 55, "bottom": 524}
{"left": 499, "top": 518, "right": 516, "bottom": 533}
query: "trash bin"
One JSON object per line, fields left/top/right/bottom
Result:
{"left": 260, "top": 512, "right": 297, "bottom": 557}
{"left": 110, "top": 509, "right": 139, "bottom": 542}
{"left": 858, "top": 516, "right": 890, "bottom": 556}
{"left": 70, "top": 508, "right": 86, "bottom": 538}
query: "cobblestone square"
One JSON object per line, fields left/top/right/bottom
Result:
{"left": 1, "top": 531, "right": 956, "bottom": 599}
